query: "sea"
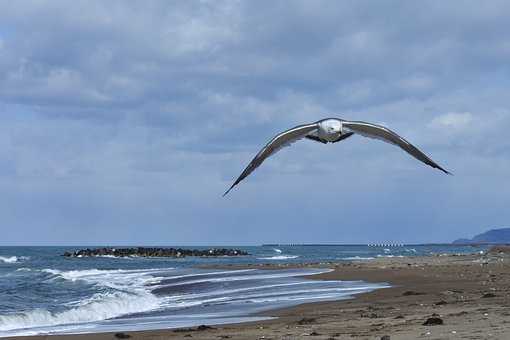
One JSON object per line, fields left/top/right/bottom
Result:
{"left": 0, "top": 244, "right": 486, "bottom": 337}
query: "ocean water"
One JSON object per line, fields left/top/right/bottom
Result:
{"left": 0, "top": 245, "right": 485, "bottom": 337}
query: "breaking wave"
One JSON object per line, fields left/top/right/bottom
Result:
{"left": 344, "top": 256, "right": 375, "bottom": 260}
{"left": 0, "top": 291, "right": 160, "bottom": 332}
{"left": 0, "top": 262, "right": 388, "bottom": 337}
{"left": 0, "top": 267, "right": 172, "bottom": 334}
{"left": 0, "top": 256, "right": 29, "bottom": 264}
{"left": 257, "top": 255, "right": 299, "bottom": 260}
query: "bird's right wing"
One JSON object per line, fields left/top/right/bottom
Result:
{"left": 342, "top": 120, "right": 451, "bottom": 174}
{"left": 223, "top": 123, "right": 319, "bottom": 196}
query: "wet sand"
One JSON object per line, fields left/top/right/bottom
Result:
{"left": 14, "top": 251, "right": 510, "bottom": 340}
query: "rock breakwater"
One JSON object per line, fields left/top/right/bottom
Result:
{"left": 63, "top": 247, "right": 249, "bottom": 258}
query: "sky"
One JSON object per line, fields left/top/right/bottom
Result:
{"left": 1, "top": 1, "right": 509, "bottom": 245}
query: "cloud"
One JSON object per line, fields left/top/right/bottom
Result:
{"left": 0, "top": 1, "right": 510, "bottom": 244}
{"left": 430, "top": 112, "right": 474, "bottom": 130}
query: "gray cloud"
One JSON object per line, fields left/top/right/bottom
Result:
{"left": 1, "top": 1, "right": 509, "bottom": 244}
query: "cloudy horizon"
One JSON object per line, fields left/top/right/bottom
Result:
{"left": 1, "top": 1, "right": 509, "bottom": 245}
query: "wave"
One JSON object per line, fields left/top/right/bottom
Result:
{"left": 152, "top": 268, "right": 383, "bottom": 312}
{"left": 161, "top": 285, "right": 378, "bottom": 308}
{"left": 0, "top": 264, "right": 388, "bottom": 337}
{"left": 273, "top": 248, "right": 282, "bottom": 253}
{"left": 155, "top": 268, "right": 328, "bottom": 290}
{"left": 257, "top": 255, "right": 299, "bottom": 260}
{"left": 343, "top": 256, "right": 375, "bottom": 260}
{"left": 0, "top": 267, "right": 175, "bottom": 334}
{"left": 0, "top": 256, "right": 29, "bottom": 264}
{"left": 162, "top": 281, "right": 378, "bottom": 306}
{"left": 0, "top": 290, "right": 160, "bottom": 332}
{"left": 41, "top": 267, "right": 173, "bottom": 289}
{"left": 15, "top": 268, "right": 32, "bottom": 272}
{"left": 377, "top": 255, "right": 404, "bottom": 258}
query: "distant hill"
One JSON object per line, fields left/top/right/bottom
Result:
{"left": 453, "top": 228, "right": 510, "bottom": 244}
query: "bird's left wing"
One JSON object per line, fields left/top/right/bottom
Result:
{"left": 223, "top": 122, "right": 319, "bottom": 196}
{"left": 342, "top": 120, "right": 451, "bottom": 174}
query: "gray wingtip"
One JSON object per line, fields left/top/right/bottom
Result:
{"left": 222, "top": 185, "right": 235, "bottom": 197}
{"left": 438, "top": 166, "right": 453, "bottom": 175}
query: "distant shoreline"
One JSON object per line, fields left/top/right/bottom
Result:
{"left": 262, "top": 243, "right": 492, "bottom": 246}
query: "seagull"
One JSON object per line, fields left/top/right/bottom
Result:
{"left": 223, "top": 118, "right": 451, "bottom": 196}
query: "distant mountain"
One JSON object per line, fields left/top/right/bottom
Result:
{"left": 453, "top": 228, "right": 510, "bottom": 244}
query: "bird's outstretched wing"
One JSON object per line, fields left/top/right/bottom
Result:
{"left": 223, "top": 123, "right": 319, "bottom": 196}
{"left": 342, "top": 120, "right": 451, "bottom": 174}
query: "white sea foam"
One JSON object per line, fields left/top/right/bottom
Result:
{"left": 273, "top": 248, "right": 283, "bottom": 253}
{"left": 153, "top": 269, "right": 256, "bottom": 283}
{"left": 157, "top": 268, "right": 327, "bottom": 288}
{"left": 166, "top": 286, "right": 380, "bottom": 307}
{"left": 156, "top": 269, "right": 384, "bottom": 310}
{"left": 344, "top": 256, "right": 375, "bottom": 260}
{"left": 0, "top": 290, "right": 160, "bottom": 332}
{"left": 0, "top": 256, "right": 29, "bottom": 264}
{"left": 15, "top": 268, "right": 32, "bottom": 272}
{"left": 42, "top": 267, "right": 173, "bottom": 289}
{"left": 257, "top": 255, "right": 299, "bottom": 260}
{"left": 162, "top": 281, "right": 314, "bottom": 301}
{"left": 0, "top": 267, "right": 175, "bottom": 334}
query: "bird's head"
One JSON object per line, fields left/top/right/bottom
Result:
{"left": 323, "top": 119, "right": 342, "bottom": 134}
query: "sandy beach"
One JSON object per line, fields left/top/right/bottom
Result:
{"left": 12, "top": 249, "right": 510, "bottom": 340}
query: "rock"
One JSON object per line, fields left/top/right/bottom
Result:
{"left": 488, "top": 245, "right": 510, "bottom": 254}
{"left": 114, "top": 333, "right": 131, "bottom": 339}
{"left": 394, "top": 315, "right": 404, "bottom": 319}
{"left": 402, "top": 291, "right": 424, "bottom": 296}
{"left": 297, "top": 317, "right": 316, "bottom": 324}
{"left": 435, "top": 300, "right": 448, "bottom": 305}
{"left": 482, "top": 292, "right": 497, "bottom": 298}
{"left": 381, "top": 336, "right": 391, "bottom": 340}
{"left": 423, "top": 317, "right": 443, "bottom": 326}
{"left": 174, "top": 328, "right": 195, "bottom": 333}
{"left": 62, "top": 247, "right": 249, "bottom": 258}
{"left": 360, "top": 310, "right": 379, "bottom": 318}
{"left": 174, "top": 325, "right": 215, "bottom": 332}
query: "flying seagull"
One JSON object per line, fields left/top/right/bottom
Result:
{"left": 223, "top": 118, "right": 450, "bottom": 196}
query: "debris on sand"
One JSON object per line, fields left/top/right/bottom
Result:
{"left": 423, "top": 317, "right": 444, "bottom": 326}
{"left": 402, "top": 290, "right": 424, "bottom": 296}
{"left": 482, "top": 292, "right": 497, "bottom": 298}
{"left": 297, "top": 317, "right": 317, "bottom": 325}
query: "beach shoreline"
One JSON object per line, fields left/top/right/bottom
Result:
{"left": 10, "top": 251, "right": 510, "bottom": 340}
